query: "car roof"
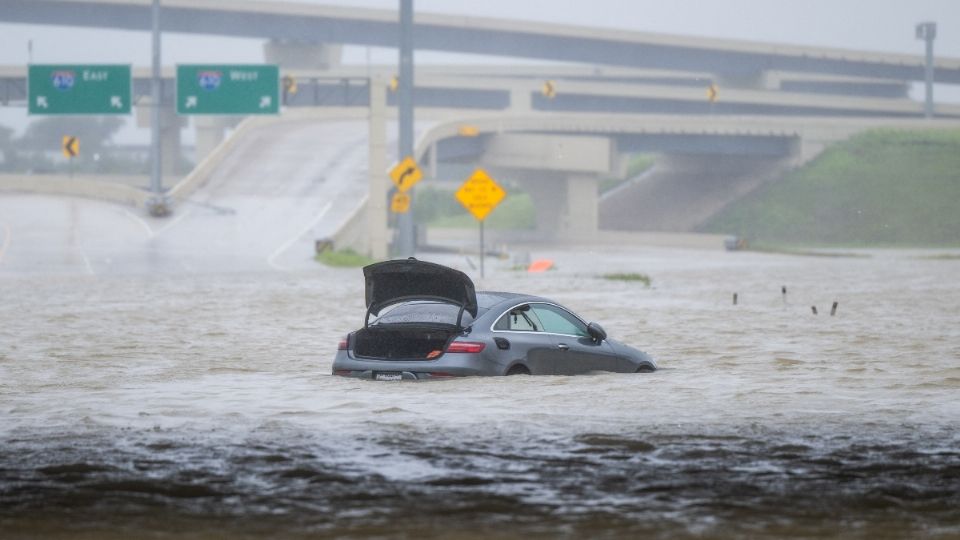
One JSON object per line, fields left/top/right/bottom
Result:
{"left": 477, "top": 291, "right": 551, "bottom": 309}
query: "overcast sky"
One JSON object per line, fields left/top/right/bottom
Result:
{"left": 2, "top": 0, "right": 958, "bottom": 140}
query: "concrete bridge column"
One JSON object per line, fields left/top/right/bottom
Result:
{"left": 522, "top": 175, "right": 564, "bottom": 239}
{"left": 521, "top": 173, "right": 599, "bottom": 243}
{"left": 366, "top": 77, "right": 389, "bottom": 260}
{"left": 562, "top": 174, "right": 599, "bottom": 243}
{"left": 194, "top": 116, "right": 239, "bottom": 163}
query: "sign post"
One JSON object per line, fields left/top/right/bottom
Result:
{"left": 176, "top": 64, "right": 280, "bottom": 115}
{"left": 455, "top": 168, "right": 506, "bottom": 278}
{"left": 28, "top": 64, "right": 131, "bottom": 115}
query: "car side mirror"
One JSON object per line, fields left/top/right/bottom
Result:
{"left": 587, "top": 322, "right": 607, "bottom": 342}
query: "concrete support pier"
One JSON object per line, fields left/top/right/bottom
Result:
{"left": 366, "top": 77, "right": 389, "bottom": 260}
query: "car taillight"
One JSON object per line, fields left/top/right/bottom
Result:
{"left": 338, "top": 336, "right": 349, "bottom": 350}
{"left": 446, "top": 341, "right": 485, "bottom": 353}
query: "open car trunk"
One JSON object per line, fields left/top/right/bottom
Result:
{"left": 352, "top": 325, "right": 457, "bottom": 360}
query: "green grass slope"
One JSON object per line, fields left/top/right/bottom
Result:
{"left": 699, "top": 129, "right": 960, "bottom": 247}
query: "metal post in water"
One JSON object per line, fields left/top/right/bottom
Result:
{"left": 733, "top": 293, "right": 738, "bottom": 305}
{"left": 830, "top": 301, "right": 838, "bottom": 316}
{"left": 396, "top": 0, "right": 416, "bottom": 257}
{"left": 811, "top": 306, "right": 818, "bottom": 315}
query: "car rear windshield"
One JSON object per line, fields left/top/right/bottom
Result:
{"left": 371, "top": 301, "right": 481, "bottom": 326}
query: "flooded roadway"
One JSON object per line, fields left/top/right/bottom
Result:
{"left": 1, "top": 114, "right": 959, "bottom": 537}
{"left": 2, "top": 239, "right": 959, "bottom": 538}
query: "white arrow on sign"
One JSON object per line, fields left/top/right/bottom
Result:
{"left": 110, "top": 96, "right": 123, "bottom": 109}
{"left": 259, "top": 95, "right": 272, "bottom": 109}
{"left": 36, "top": 96, "right": 49, "bottom": 109}
{"left": 185, "top": 96, "right": 198, "bottom": 109}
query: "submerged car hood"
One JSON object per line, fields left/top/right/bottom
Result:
{"left": 363, "top": 259, "right": 478, "bottom": 318}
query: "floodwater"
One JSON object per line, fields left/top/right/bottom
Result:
{"left": 2, "top": 242, "right": 959, "bottom": 539}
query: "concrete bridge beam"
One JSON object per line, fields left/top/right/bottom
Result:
{"left": 263, "top": 40, "right": 342, "bottom": 70}
{"left": 483, "top": 133, "right": 614, "bottom": 174}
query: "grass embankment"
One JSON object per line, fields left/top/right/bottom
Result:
{"left": 315, "top": 248, "right": 375, "bottom": 267}
{"left": 700, "top": 129, "right": 960, "bottom": 247}
{"left": 602, "top": 273, "right": 652, "bottom": 287}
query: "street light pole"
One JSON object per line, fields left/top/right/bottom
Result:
{"left": 148, "top": 0, "right": 167, "bottom": 215}
{"left": 915, "top": 21, "right": 937, "bottom": 119}
{"left": 396, "top": 0, "right": 415, "bottom": 257}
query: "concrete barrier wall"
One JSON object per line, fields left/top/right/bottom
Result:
{"left": 330, "top": 197, "right": 370, "bottom": 254}
{"left": 426, "top": 227, "right": 727, "bottom": 251}
{"left": 0, "top": 174, "right": 150, "bottom": 207}
{"left": 166, "top": 115, "right": 265, "bottom": 202}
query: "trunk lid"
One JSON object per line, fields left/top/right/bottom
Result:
{"left": 363, "top": 258, "right": 478, "bottom": 320}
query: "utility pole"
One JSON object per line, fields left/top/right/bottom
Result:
{"left": 147, "top": 0, "right": 168, "bottom": 216}
{"left": 915, "top": 21, "right": 937, "bottom": 119}
{"left": 396, "top": 0, "right": 415, "bottom": 257}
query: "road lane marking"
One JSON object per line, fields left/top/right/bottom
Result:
{"left": 122, "top": 209, "right": 155, "bottom": 238}
{"left": 267, "top": 202, "right": 333, "bottom": 271}
{"left": 0, "top": 222, "right": 11, "bottom": 265}
{"left": 154, "top": 208, "right": 192, "bottom": 237}
{"left": 80, "top": 251, "right": 95, "bottom": 276}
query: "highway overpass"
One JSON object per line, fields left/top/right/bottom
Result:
{"left": 5, "top": 0, "right": 960, "bottom": 254}
{"left": 5, "top": 65, "right": 956, "bottom": 118}
{"left": 4, "top": 0, "right": 960, "bottom": 87}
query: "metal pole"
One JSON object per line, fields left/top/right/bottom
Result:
{"left": 149, "top": 0, "right": 163, "bottom": 200}
{"left": 916, "top": 22, "right": 936, "bottom": 119}
{"left": 479, "top": 220, "right": 485, "bottom": 279}
{"left": 396, "top": 0, "right": 415, "bottom": 257}
{"left": 924, "top": 32, "right": 934, "bottom": 119}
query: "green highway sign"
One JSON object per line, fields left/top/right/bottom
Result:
{"left": 176, "top": 64, "right": 279, "bottom": 115}
{"left": 28, "top": 64, "right": 131, "bottom": 115}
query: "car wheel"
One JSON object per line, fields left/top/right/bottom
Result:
{"left": 636, "top": 364, "right": 656, "bottom": 373}
{"left": 506, "top": 364, "right": 530, "bottom": 376}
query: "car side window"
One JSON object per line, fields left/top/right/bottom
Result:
{"left": 494, "top": 306, "right": 543, "bottom": 332}
{"left": 531, "top": 304, "right": 590, "bottom": 337}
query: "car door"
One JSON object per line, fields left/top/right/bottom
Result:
{"left": 530, "top": 303, "right": 619, "bottom": 374}
{"left": 492, "top": 304, "right": 558, "bottom": 375}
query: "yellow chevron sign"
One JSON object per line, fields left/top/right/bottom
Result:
{"left": 62, "top": 136, "right": 79, "bottom": 158}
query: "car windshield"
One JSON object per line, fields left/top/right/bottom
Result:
{"left": 371, "top": 301, "right": 479, "bottom": 326}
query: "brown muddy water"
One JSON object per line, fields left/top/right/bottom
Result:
{"left": 1, "top": 246, "right": 959, "bottom": 539}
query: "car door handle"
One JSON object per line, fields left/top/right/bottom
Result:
{"left": 557, "top": 343, "right": 570, "bottom": 351}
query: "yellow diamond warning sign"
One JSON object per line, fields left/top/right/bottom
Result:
{"left": 389, "top": 156, "right": 422, "bottom": 193}
{"left": 455, "top": 168, "right": 506, "bottom": 221}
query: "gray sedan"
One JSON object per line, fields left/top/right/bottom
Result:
{"left": 332, "top": 259, "right": 657, "bottom": 380}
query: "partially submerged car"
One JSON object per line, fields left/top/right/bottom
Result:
{"left": 332, "top": 258, "right": 657, "bottom": 380}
